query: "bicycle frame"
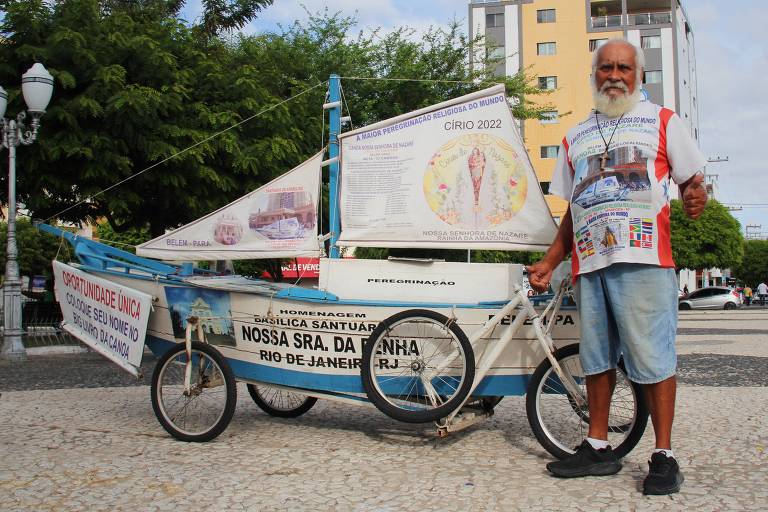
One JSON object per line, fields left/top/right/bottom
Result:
{"left": 436, "top": 277, "right": 584, "bottom": 429}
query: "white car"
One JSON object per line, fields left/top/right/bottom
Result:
{"left": 678, "top": 287, "right": 742, "bottom": 310}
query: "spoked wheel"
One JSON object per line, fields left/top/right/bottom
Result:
{"left": 361, "top": 309, "right": 475, "bottom": 423}
{"left": 246, "top": 383, "right": 317, "bottom": 418}
{"left": 526, "top": 343, "right": 648, "bottom": 459}
{"left": 151, "top": 341, "right": 237, "bottom": 442}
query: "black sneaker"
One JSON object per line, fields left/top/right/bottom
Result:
{"left": 643, "top": 452, "right": 684, "bottom": 495}
{"left": 546, "top": 440, "right": 622, "bottom": 478}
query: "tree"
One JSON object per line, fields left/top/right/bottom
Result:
{"left": 94, "top": 219, "right": 150, "bottom": 253}
{"left": 1, "top": 0, "right": 300, "bottom": 238}
{"left": 670, "top": 199, "right": 743, "bottom": 270}
{"left": 1, "top": 4, "right": 553, "bottom": 245}
{"left": 732, "top": 240, "right": 768, "bottom": 286}
{"left": 0, "top": 218, "right": 73, "bottom": 281}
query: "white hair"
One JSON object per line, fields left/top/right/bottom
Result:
{"left": 591, "top": 39, "right": 645, "bottom": 86}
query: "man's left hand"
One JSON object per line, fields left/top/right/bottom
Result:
{"left": 681, "top": 173, "right": 707, "bottom": 219}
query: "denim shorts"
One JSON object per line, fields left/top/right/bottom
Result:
{"left": 575, "top": 264, "right": 678, "bottom": 384}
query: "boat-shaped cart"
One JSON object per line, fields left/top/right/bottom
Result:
{"left": 44, "top": 77, "right": 648, "bottom": 459}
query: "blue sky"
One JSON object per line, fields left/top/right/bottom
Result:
{"left": 183, "top": 0, "right": 766, "bottom": 235}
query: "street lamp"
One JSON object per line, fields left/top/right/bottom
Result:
{"left": 0, "top": 63, "right": 54, "bottom": 361}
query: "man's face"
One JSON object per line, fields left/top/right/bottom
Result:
{"left": 594, "top": 43, "right": 638, "bottom": 98}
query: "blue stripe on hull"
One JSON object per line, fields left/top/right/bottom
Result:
{"left": 146, "top": 337, "right": 530, "bottom": 397}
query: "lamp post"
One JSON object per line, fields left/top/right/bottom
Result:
{"left": 0, "top": 63, "right": 54, "bottom": 361}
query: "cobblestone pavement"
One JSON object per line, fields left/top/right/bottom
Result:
{"left": 0, "top": 309, "right": 766, "bottom": 511}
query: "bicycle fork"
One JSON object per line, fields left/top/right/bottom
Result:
{"left": 183, "top": 316, "right": 207, "bottom": 395}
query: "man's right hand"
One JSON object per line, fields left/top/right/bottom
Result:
{"left": 526, "top": 261, "right": 555, "bottom": 293}
{"left": 681, "top": 173, "right": 707, "bottom": 219}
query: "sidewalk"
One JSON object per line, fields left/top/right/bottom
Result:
{"left": 0, "top": 309, "right": 766, "bottom": 511}
{"left": 0, "top": 385, "right": 766, "bottom": 511}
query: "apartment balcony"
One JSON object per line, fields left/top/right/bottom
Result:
{"left": 628, "top": 11, "right": 672, "bottom": 25}
{"left": 591, "top": 14, "right": 623, "bottom": 28}
{"left": 590, "top": 11, "right": 672, "bottom": 29}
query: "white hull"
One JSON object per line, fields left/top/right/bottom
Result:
{"left": 97, "top": 263, "right": 579, "bottom": 397}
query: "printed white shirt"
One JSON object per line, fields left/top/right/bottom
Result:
{"left": 550, "top": 100, "right": 706, "bottom": 276}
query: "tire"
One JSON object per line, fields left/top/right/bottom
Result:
{"left": 724, "top": 302, "right": 737, "bottom": 310}
{"left": 246, "top": 383, "right": 317, "bottom": 418}
{"left": 361, "top": 309, "right": 475, "bottom": 423}
{"left": 678, "top": 302, "right": 691, "bottom": 311}
{"left": 526, "top": 343, "right": 648, "bottom": 459}
{"left": 151, "top": 341, "right": 237, "bottom": 442}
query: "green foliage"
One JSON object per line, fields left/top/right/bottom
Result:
{"left": 670, "top": 199, "right": 743, "bottom": 270}
{"left": 198, "top": 0, "right": 274, "bottom": 37}
{"left": 94, "top": 220, "right": 149, "bottom": 253}
{"left": 0, "top": 218, "right": 74, "bottom": 279}
{"left": 233, "top": 259, "right": 284, "bottom": 282}
{"left": 732, "top": 240, "right": 768, "bottom": 287}
{"left": 355, "top": 247, "right": 543, "bottom": 265}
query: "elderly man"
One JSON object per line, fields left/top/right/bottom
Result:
{"left": 527, "top": 39, "right": 707, "bottom": 495}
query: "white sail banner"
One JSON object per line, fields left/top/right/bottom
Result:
{"left": 338, "top": 85, "right": 557, "bottom": 250}
{"left": 137, "top": 153, "right": 323, "bottom": 260}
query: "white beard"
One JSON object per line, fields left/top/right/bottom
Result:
{"left": 592, "top": 85, "right": 642, "bottom": 118}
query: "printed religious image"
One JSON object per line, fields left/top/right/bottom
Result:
{"left": 423, "top": 133, "right": 528, "bottom": 229}
{"left": 248, "top": 189, "right": 316, "bottom": 241}
{"left": 165, "top": 288, "right": 236, "bottom": 346}
{"left": 596, "top": 221, "right": 625, "bottom": 255}
{"left": 571, "top": 145, "right": 651, "bottom": 210}
{"left": 213, "top": 213, "right": 244, "bottom": 245}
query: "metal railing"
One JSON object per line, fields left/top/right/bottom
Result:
{"left": 0, "top": 300, "right": 77, "bottom": 348}
{"left": 629, "top": 11, "right": 672, "bottom": 25}
{"left": 590, "top": 15, "right": 623, "bottom": 28}
{"left": 591, "top": 11, "right": 672, "bottom": 28}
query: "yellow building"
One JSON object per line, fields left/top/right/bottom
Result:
{"left": 469, "top": 0, "right": 699, "bottom": 221}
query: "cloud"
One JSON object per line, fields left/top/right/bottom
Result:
{"left": 687, "top": 1, "right": 768, "bottom": 229}
{"left": 241, "top": 0, "right": 469, "bottom": 36}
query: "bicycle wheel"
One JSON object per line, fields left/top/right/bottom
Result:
{"left": 526, "top": 343, "right": 648, "bottom": 459}
{"left": 151, "top": 341, "right": 237, "bottom": 442}
{"left": 246, "top": 383, "right": 317, "bottom": 418}
{"left": 361, "top": 309, "right": 475, "bottom": 423}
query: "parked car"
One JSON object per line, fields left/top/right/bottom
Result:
{"left": 678, "top": 286, "right": 742, "bottom": 310}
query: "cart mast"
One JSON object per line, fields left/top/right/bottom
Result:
{"left": 326, "top": 74, "right": 342, "bottom": 258}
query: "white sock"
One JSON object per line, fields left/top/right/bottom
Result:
{"left": 587, "top": 437, "right": 609, "bottom": 450}
{"left": 653, "top": 448, "right": 675, "bottom": 459}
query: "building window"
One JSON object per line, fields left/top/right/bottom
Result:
{"left": 540, "top": 145, "right": 559, "bottom": 159}
{"left": 538, "top": 76, "right": 557, "bottom": 90}
{"left": 540, "top": 181, "right": 551, "bottom": 194}
{"left": 641, "top": 35, "right": 662, "bottom": 49}
{"left": 589, "top": 38, "right": 608, "bottom": 52}
{"left": 644, "top": 70, "right": 662, "bottom": 84}
{"left": 537, "top": 9, "right": 556, "bottom": 23}
{"left": 487, "top": 46, "right": 506, "bottom": 60}
{"left": 486, "top": 13, "right": 504, "bottom": 28}
{"left": 540, "top": 111, "right": 559, "bottom": 124}
{"left": 537, "top": 42, "right": 556, "bottom": 56}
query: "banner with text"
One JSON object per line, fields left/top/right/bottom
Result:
{"left": 338, "top": 85, "right": 557, "bottom": 250}
{"left": 53, "top": 261, "right": 152, "bottom": 375}
{"left": 136, "top": 153, "right": 323, "bottom": 261}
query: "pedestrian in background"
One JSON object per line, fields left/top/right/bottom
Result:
{"left": 758, "top": 281, "right": 768, "bottom": 307}
{"left": 743, "top": 285, "right": 752, "bottom": 306}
